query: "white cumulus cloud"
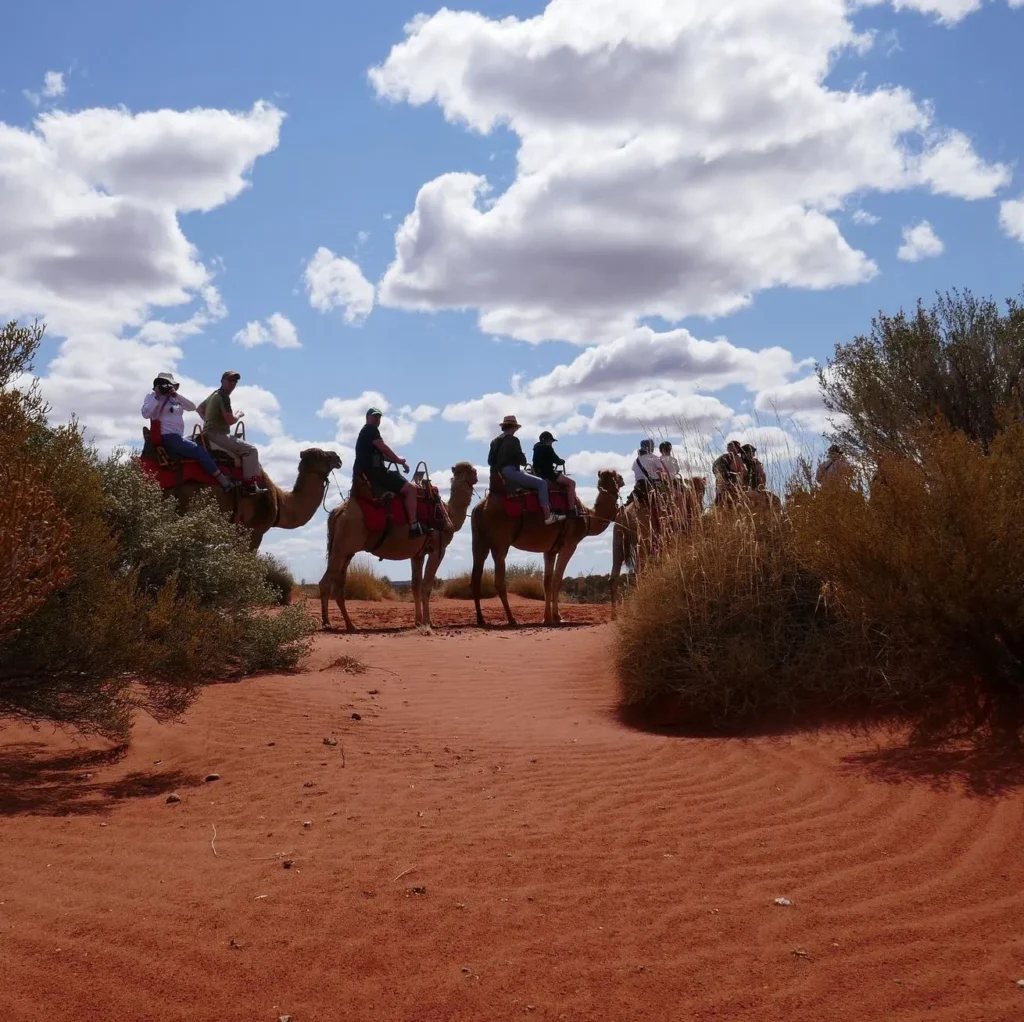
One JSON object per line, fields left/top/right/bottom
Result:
{"left": 999, "top": 198, "right": 1024, "bottom": 243}
{"left": 233, "top": 312, "right": 301, "bottom": 349}
{"left": 303, "top": 247, "right": 375, "bottom": 325}
{"left": 897, "top": 220, "right": 945, "bottom": 262}
{"left": 318, "top": 390, "right": 439, "bottom": 451}
{"left": 370, "top": 0, "right": 1008, "bottom": 345}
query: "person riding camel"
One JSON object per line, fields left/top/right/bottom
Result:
{"left": 659, "top": 440, "right": 681, "bottom": 485}
{"left": 488, "top": 415, "right": 565, "bottom": 526}
{"left": 532, "top": 430, "right": 578, "bottom": 516}
{"left": 741, "top": 443, "right": 766, "bottom": 490}
{"left": 198, "top": 370, "right": 266, "bottom": 494}
{"left": 354, "top": 407, "right": 430, "bottom": 538}
{"left": 627, "top": 438, "right": 666, "bottom": 505}
{"left": 712, "top": 440, "right": 745, "bottom": 504}
{"left": 142, "top": 373, "right": 236, "bottom": 492}
{"left": 816, "top": 444, "right": 853, "bottom": 486}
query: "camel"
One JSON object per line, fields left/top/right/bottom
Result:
{"left": 319, "top": 462, "right": 478, "bottom": 631}
{"left": 470, "top": 469, "right": 625, "bottom": 627}
{"left": 172, "top": 448, "right": 342, "bottom": 550}
{"left": 610, "top": 476, "right": 707, "bottom": 618}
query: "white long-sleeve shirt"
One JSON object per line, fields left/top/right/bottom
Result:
{"left": 141, "top": 390, "right": 196, "bottom": 437}
{"left": 661, "top": 454, "right": 681, "bottom": 479}
{"left": 633, "top": 453, "right": 665, "bottom": 482}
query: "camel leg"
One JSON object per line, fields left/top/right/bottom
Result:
{"left": 334, "top": 554, "right": 357, "bottom": 633}
{"left": 410, "top": 555, "right": 424, "bottom": 628}
{"left": 542, "top": 549, "right": 556, "bottom": 626}
{"left": 420, "top": 540, "right": 445, "bottom": 630}
{"left": 470, "top": 509, "right": 491, "bottom": 627}
{"left": 609, "top": 524, "right": 624, "bottom": 620}
{"left": 492, "top": 546, "right": 517, "bottom": 627}
{"left": 550, "top": 544, "right": 577, "bottom": 625}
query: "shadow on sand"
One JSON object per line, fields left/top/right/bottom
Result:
{"left": 616, "top": 701, "right": 1024, "bottom": 797}
{"left": 0, "top": 742, "right": 203, "bottom": 817}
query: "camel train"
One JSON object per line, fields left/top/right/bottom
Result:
{"left": 139, "top": 371, "right": 798, "bottom": 627}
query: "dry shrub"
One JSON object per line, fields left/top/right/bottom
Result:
{"left": 792, "top": 422, "right": 1024, "bottom": 739}
{"left": 0, "top": 457, "right": 71, "bottom": 639}
{"left": 505, "top": 563, "right": 545, "bottom": 600}
{"left": 444, "top": 571, "right": 497, "bottom": 599}
{"left": 260, "top": 553, "right": 296, "bottom": 605}
{"left": 616, "top": 506, "right": 854, "bottom": 730}
{"left": 342, "top": 560, "right": 392, "bottom": 601}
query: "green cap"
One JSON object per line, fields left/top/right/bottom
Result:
{"left": 367, "top": 407, "right": 383, "bottom": 417}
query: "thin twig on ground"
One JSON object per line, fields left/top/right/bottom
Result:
{"left": 393, "top": 865, "right": 417, "bottom": 882}
{"left": 210, "top": 824, "right": 218, "bottom": 857}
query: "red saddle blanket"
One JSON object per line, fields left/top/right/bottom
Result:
{"left": 357, "top": 495, "right": 442, "bottom": 533}
{"left": 139, "top": 453, "right": 243, "bottom": 490}
{"left": 501, "top": 488, "right": 574, "bottom": 519}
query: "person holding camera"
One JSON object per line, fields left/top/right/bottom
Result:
{"left": 141, "top": 372, "right": 236, "bottom": 492}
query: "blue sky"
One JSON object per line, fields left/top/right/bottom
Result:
{"left": 2, "top": 0, "right": 1022, "bottom": 580}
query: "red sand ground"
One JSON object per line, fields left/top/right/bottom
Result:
{"left": 3, "top": 599, "right": 1024, "bottom": 1021}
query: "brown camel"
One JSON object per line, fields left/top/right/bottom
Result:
{"left": 319, "top": 462, "right": 478, "bottom": 631}
{"left": 609, "top": 476, "right": 707, "bottom": 618}
{"left": 172, "top": 448, "right": 342, "bottom": 550}
{"left": 470, "top": 469, "right": 624, "bottom": 627}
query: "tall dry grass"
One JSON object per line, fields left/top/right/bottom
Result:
{"left": 341, "top": 559, "right": 393, "bottom": 601}
{"left": 444, "top": 562, "right": 545, "bottom": 600}
{"left": 617, "top": 421, "right": 1024, "bottom": 741}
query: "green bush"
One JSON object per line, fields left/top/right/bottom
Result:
{"left": 0, "top": 321, "right": 317, "bottom": 740}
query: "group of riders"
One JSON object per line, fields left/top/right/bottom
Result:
{"left": 144, "top": 371, "right": 854, "bottom": 535}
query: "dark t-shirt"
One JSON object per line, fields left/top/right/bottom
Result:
{"left": 354, "top": 423, "right": 383, "bottom": 476}
{"left": 532, "top": 443, "right": 563, "bottom": 481}
{"left": 488, "top": 433, "right": 526, "bottom": 470}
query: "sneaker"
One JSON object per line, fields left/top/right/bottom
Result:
{"left": 408, "top": 522, "right": 432, "bottom": 538}
{"left": 243, "top": 481, "right": 267, "bottom": 494}
{"left": 544, "top": 513, "right": 566, "bottom": 525}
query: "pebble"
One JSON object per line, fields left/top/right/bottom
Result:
{"left": 303, "top": 781, "right": 315, "bottom": 788}
{"left": 204, "top": 773, "right": 220, "bottom": 783}
{"left": 1017, "top": 979, "right": 1024, "bottom": 988}
{"left": 283, "top": 859, "right": 295, "bottom": 869}
{"left": 303, "top": 821, "right": 313, "bottom": 829}
{"left": 280, "top": 1016, "right": 291, "bottom": 1022}
{"left": 166, "top": 793, "right": 181, "bottom": 804}
{"left": 351, "top": 713, "right": 362, "bottom": 721}
{"left": 323, "top": 737, "right": 338, "bottom": 746}
{"left": 773, "top": 897, "right": 793, "bottom": 907}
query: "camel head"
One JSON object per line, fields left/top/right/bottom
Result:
{"left": 687, "top": 475, "right": 708, "bottom": 503}
{"left": 597, "top": 469, "right": 626, "bottom": 496}
{"left": 451, "top": 461, "right": 479, "bottom": 487}
{"left": 299, "top": 448, "right": 343, "bottom": 475}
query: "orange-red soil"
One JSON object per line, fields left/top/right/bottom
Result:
{"left": 3, "top": 605, "right": 1024, "bottom": 1021}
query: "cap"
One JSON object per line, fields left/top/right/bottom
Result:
{"left": 366, "top": 407, "right": 383, "bottom": 417}
{"left": 221, "top": 369, "right": 241, "bottom": 381}
{"left": 538, "top": 430, "right": 556, "bottom": 443}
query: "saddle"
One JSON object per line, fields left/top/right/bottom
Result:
{"left": 489, "top": 470, "right": 575, "bottom": 518}
{"left": 352, "top": 472, "right": 450, "bottom": 534}
{"left": 139, "top": 424, "right": 241, "bottom": 490}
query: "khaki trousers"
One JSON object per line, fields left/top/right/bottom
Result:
{"left": 206, "top": 432, "right": 261, "bottom": 480}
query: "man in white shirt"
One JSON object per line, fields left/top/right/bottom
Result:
{"left": 142, "top": 373, "right": 235, "bottom": 492}
{"left": 627, "top": 438, "right": 666, "bottom": 505}
{"left": 659, "top": 441, "right": 681, "bottom": 482}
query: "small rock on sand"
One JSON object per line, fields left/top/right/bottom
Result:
{"left": 774, "top": 897, "right": 793, "bottom": 907}
{"left": 303, "top": 781, "right": 315, "bottom": 788}
{"left": 323, "top": 737, "right": 338, "bottom": 746}
{"left": 166, "top": 793, "right": 181, "bottom": 804}
{"left": 303, "top": 821, "right": 312, "bottom": 829}
{"left": 204, "top": 773, "right": 220, "bottom": 783}
{"left": 283, "top": 859, "right": 295, "bottom": 869}
{"left": 351, "top": 713, "right": 362, "bottom": 721}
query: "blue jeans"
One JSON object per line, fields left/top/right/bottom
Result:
{"left": 162, "top": 432, "right": 222, "bottom": 478}
{"left": 502, "top": 466, "right": 549, "bottom": 507}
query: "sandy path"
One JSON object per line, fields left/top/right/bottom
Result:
{"left": 2, "top": 606, "right": 1024, "bottom": 1021}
